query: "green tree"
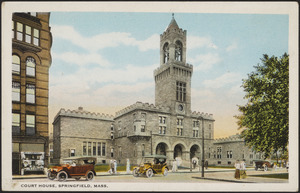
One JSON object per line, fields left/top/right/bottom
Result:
{"left": 235, "top": 53, "right": 289, "bottom": 158}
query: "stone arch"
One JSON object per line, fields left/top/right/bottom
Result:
{"left": 154, "top": 141, "right": 171, "bottom": 153}
{"left": 190, "top": 144, "right": 201, "bottom": 159}
{"left": 174, "top": 40, "right": 183, "bottom": 61}
{"left": 172, "top": 141, "right": 188, "bottom": 159}
{"left": 155, "top": 142, "right": 169, "bottom": 156}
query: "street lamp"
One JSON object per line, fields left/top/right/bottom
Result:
{"left": 198, "top": 116, "right": 205, "bottom": 178}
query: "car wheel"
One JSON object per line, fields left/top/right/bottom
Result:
{"left": 255, "top": 166, "right": 258, "bottom": 171}
{"left": 75, "top": 177, "right": 81, "bottom": 181}
{"left": 133, "top": 168, "right": 139, "bottom": 177}
{"left": 57, "top": 171, "right": 68, "bottom": 182}
{"left": 86, "top": 171, "right": 94, "bottom": 181}
{"left": 264, "top": 165, "right": 268, "bottom": 171}
{"left": 163, "top": 168, "right": 168, "bottom": 176}
{"left": 47, "top": 172, "right": 56, "bottom": 180}
{"left": 146, "top": 168, "right": 153, "bottom": 178}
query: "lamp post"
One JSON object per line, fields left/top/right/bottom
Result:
{"left": 198, "top": 116, "right": 205, "bottom": 178}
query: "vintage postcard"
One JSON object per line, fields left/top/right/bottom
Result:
{"left": 1, "top": 1, "right": 298, "bottom": 192}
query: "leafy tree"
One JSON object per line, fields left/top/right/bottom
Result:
{"left": 235, "top": 53, "right": 289, "bottom": 158}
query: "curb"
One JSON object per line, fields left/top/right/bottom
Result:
{"left": 192, "top": 176, "right": 255, "bottom": 183}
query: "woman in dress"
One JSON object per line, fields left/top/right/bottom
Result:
{"left": 234, "top": 160, "right": 241, "bottom": 179}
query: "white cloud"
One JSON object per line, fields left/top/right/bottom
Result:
{"left": 226, "top": 42, "right": 238, "bottom": 52}
{"left": 187, "top": 35, "right": 218, "bottom": 50}
{"left": 52, "top": 52, "right": 111, "bottom": 67}
{"left": 51, "top": 25, "right": 159, "bottom": 52}
{"left": 203, "top": 72, "right": 243, "bottom": 89}
{"left": 189, "top": 53, "right": 221, "bottom": 71}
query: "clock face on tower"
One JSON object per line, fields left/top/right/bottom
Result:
{"left": 178, "top": 104, "right": 183, "bottom": 111}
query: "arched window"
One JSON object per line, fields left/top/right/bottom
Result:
{"left": 163, "top": 43, "right": 169, "bottom": 63}
{"left": 26, "top": 57, "right": 36, "bottom": 77}
{"left": 175, "top": 40, "right": 183, "bottom": 61}
{"left": 12, "top": 55, "right": 20, "bottom": 74}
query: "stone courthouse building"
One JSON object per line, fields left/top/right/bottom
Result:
{"left": 12, "top": 12, "right": 52, "bottom": 174}
{"left": 52, "top": 16, "right": 259, "bottom": 167}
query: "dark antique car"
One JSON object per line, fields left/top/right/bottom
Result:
{"left": 47, "top": 157, "right": 96, "bottom": 181}
{"left": 133, "top": 154, "right": 169, "bottom": 178}
{"left": 254, "top": 160, "right": 274, "bottom": 171}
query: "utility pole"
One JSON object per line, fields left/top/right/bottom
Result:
{"left": 150, "top": 131, "right": 153, "bottom": 155}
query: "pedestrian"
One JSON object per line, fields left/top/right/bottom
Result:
{"left": 172, "top": 159, "right": 177, "bottom": 172}
{"left": 126, "top": 159, "right": 131, "bottom": 174}
{"left": 114, "top": 160, "right": 118, "bottom": 174}
{"left": 274, "top": 162, "right": 277, "bottom": 171}
{"left": 204, "top": 159, "right": 208, "bottom": 170}
{"left": 286, "top": 161, "right": 289, "bottom": 172}
{"left": 109, "top": 159, "right": 115, "bottom": 174}
{"left": 234, "top": 160, "right": 241, "bottom": 179}
{"left": 240, "top": 159, "right": 247, "bottom": 179}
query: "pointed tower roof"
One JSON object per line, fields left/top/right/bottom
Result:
{"left": 165, "top": 13, "right": 179, "bottom": 31}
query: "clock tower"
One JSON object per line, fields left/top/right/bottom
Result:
{"left": 154, "top": 15, "right": 193, "bottom": 116}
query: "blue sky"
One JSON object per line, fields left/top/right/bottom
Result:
{"left": 48, "top": 12, "right": 288, "bottom": 138}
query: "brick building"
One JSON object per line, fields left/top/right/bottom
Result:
{"left": 12, "top": 12, "right": 52, "bottom": 174}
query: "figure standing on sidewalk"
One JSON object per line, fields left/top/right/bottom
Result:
{"left": 240, "top": 159, "right": 247, "bottom": 179}
{"left": 234, "top": 160, "right": 241, "bottom": 179}
{"left": 126, "top": 159, "right": 131, "bottom": 174}
{"left": 204, "top": 159, "right": 208, "bottom": 170}
{"left": 172, "top": 159, "right": 177, "bottom": 172}
{"left": 114, "top": 160, "right": 118, "bottom": 174}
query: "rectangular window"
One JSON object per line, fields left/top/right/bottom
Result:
{"left": 217, "top": 147, "right": 222, "bottom": 159}
{"left": 102, "top": 143, "right": 106, "bottom": 156}
{"left": 163, "top": 126, "right": 166, "bottom": 134}
{"left": 70, "top": 149, "right": 75, "bottom": 157}
{"left": 227, "top": 151, "right": 230, "bottom": 158}
{"left": 176, "top": 81, "right": 186, "bottom": 102}
{"left": 16, "top": 22, "right": 23, "bottom": 41}
{"left": 25, "top": 25, "right": 31, "bottom": 43}
{"left": 111, "top": 148, "right": 114, "bottom": 157}
{"left": 83, "top": 142, "right": 87, "bottom": 155}
{"left": 12, "top": 82, "right": 20, "bottom": 102}
{"left": 141, "top": 125, "right": 145, "bottom": 132}
{"left": 159, "top": 126, "right": 162, "bottom": 134}
{"left": 12, "top": 21, "right": 15, "bottom": 38}
{"left": 26, "top": 114, "right": 35, "bottom": 135}
{"left": 159, "top": 116, "right": 162, "bottom": 123}
{"left": 33, "top": 28, "right": 39, "bottom": 46}
{"left": 93, "top": 142, "right": 96, "bottom": 156}
{"left": 26, "top": 84, "right": 35, "bottom": 103}
{"left": 250, "top": 154, "right": 253, "bottom": 159}
{"left": 88, "top": 142, "right": 91, "bottom": 156}
{"left": 12, "top": 113, "right": 20, "bottom": 135}
{"left": 142, "top": 144, "right": 145, "bottom": 156}
{"left": 98, "top": 142, "right": 101, "bottom": 156}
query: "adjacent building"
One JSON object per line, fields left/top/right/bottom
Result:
{"left": 12, "top": 12, "right": 52, "bottom": 174}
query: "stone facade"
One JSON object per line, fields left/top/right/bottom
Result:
{"left": 208, "top": 135, "right": 263, "bottom": 167}
{"left": 51, "top": 16, "right": 256, "bottom": 168}
{"left": 12, "top": 12, "right": 52, "bottom": 174}
{"left": 52, "top": 108, "right": 114, "bottom": 164}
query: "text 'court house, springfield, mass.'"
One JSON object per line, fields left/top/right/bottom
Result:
{"left": 52, "top": 15, "right": 261, "bottom": 167}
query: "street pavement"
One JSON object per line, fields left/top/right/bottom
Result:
{"left": 12, "top": 167, "right": 288, "bottom": 183}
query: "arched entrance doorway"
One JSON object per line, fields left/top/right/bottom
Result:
{"left": 174, "top": 144, "right": 184, "bottom": 159}
{"left": 155, "top": 142, "right": 168, "bottom": 155}
{"left": 190, "top": 145, "right": 200, "bottom": 159}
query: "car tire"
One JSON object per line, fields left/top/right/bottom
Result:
{"left": 133, "top": 168, "right": 139, "bottom": 177}
{"left": 264, "top": 165, "right": 268, "bottom": 171}
{"left": 86, "top": 171, "right": 94, "bottom": 181}
{"left": 146, "top": 168, "right": 153, "bottom": 178}
{"left": 255, "top": 166, "right": 258, "bottom": 171}
{"left": 57, "top": 171, "right": 68, "bottom": 182}
{"left": 75, "top": 177, "right": 81, "bottom": 181}
{"left": 163, "top": 168, "right": 168, "bottom": 176}
{"left": 47, "top": 171, "right": 56, "bottom": 180}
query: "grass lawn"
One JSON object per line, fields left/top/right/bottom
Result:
{"left": 249, "top": 173, "right": 288, "bottom": 179}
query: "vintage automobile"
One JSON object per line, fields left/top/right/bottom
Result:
{"left": 133, "top": 154, "right": 169, "bottom": 178}
{"left": 254, "top": 160, "right": 274, "bottom": 171}
{"left": 47, "top": 157, "right": 96, "bottom": 181}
